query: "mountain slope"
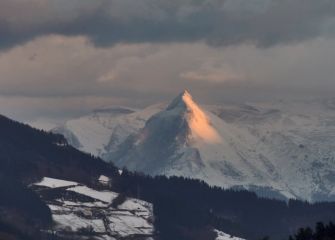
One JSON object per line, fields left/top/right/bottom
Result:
{"left": 53, "top": 106, "right": 163, "bottom": 156}
{"left": 0, "top": 114, "right": 118, "bottom": 184}
{"left": 0, "top": 114, "right": 119, "bottom": 239}
{"left": 108, "top": 91, "right": 297, "bottom": 200}
{"left": 53, "top": 93, "right": 335, "bottom": 202}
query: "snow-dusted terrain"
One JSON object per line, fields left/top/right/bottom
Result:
{"left": 52, "top": 91, "right": 335, "bottom": 202}
{"left": 33, "top": 177, "right": 154, "bottom": 240}
{"left": 53, "top": 106, "right": 164, "bottom": 156}
{"left": 215, "top": 230, "right": 245, "bottom": 240}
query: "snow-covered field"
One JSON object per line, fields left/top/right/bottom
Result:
{"left": 34, "top": 177, "right": 78, "bottom": 188}
{"left": 33, "top": 177, "right": 154, "bottom": 240}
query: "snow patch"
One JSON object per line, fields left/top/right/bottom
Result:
{"left": 67, "top": 186, "right": 118, "bottom": 203}
{"left": 34, "top": 177, "right": 78, "bottom": 188}
{"left": 215, "top": 229, "right": 245, "bottom": 240}
{"left": 53, "top": 214, "right": 105, "bottom": 233}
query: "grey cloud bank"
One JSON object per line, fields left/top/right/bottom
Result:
{"left": 0, "top": 0, "right": 335, "bottom": 50}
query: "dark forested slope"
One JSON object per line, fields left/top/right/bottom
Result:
{"left": 112, "top": 171, "right": 335, "bottom": 240}
{"left": 0, "top": 115, "right": 118, "bottom": 239}
{"left": 0, "top": 115, "right": 118, "bottom": 184}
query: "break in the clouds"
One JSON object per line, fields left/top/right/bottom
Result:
{"left": 0, "top": 0, "right": 335, "bottom": 50}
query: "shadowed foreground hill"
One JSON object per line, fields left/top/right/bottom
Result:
{"left": 0, "top": 114, "right": 118, "bottom": 184}
{"left": 0, "top": 114, "right": 118, "bottom": 239}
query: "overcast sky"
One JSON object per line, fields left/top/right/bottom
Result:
{"left": 1, "top": 0, "right": 335, "bottom": 123}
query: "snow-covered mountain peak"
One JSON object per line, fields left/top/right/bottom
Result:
{"left": 166, "top": 89, "right": 192, "bottom": 111}
{"left": 166, "top": 90, "right": 221, "bottom": 143}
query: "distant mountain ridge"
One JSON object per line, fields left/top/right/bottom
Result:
{"left": 53, "top": 92, "right": 335, "bottom": 202}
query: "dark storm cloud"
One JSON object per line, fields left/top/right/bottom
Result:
{"left": 0, "top": 0, "right": 335, "bottom": 50}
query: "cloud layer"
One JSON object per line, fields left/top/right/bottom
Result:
{"left": 1, "top": 1, "right": 335, "bottom": 122}
{"left": 1, "top": 0, "right": 335, "bottom": 50}
{"left": 1, "top": 35, "right": 335, "bottom": 122}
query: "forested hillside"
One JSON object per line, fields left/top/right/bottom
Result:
{"left": 0, "top": 115, "right": 118, "bottom": 184}
{"left": 112, "top": 171, "right": 335, "bottom": 240}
